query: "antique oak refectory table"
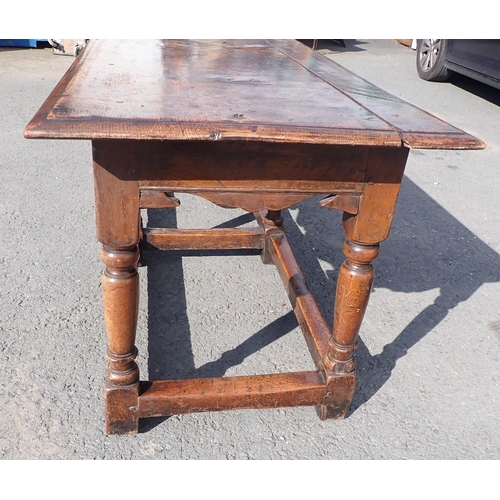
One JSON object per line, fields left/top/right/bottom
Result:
{"left": 25, "top": 39, "right": 484, "bottom": 434}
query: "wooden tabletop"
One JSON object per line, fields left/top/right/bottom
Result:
{"left": 24, "top": 39, "right": 484, "bottom": 150}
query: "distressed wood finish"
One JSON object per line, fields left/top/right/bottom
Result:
{"left": 24, "top": 39, "right": 485, "bottom": 150}
{"left": 25, "top": 39, "right": 485, "bottom": 434}
{"left": 260, "top": 221, "right": 331, "bottom": 367}
{"left": 139, "top": 372, "right": 328, "bottom": 417}
{"left": 142, "top": 227, "right": 264, "bottom": 251}
{"left": 139, "top": 191, "right": 180, "bottom": 209}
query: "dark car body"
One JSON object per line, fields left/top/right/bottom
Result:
{"left": 417, "top": 39, "right": 500, "bottom": 89}
{"left": 445, "top": 40, "right": 500, "bottom": 88}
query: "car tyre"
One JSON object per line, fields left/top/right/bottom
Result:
{"left": 416, "top": 39, "right": 451, "bottom": 81}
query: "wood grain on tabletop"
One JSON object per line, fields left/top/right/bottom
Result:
{"left": 24, "top": 39, "right": 484, "bottom": 150}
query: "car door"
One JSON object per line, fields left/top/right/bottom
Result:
{"left": 446, "top": 40, "right": 500, "bottom": 85}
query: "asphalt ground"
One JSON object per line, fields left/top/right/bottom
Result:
{"left": 1, "top": 39, "right": 499, "bottom": 461}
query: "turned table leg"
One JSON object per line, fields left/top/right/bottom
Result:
{"left": 318, "top": 239, "right": 380, "bottom": 419}
{"left": 92, "top": 140, "right": 141, "bottom": 434}
{"left": 101, "top": 245, "right": 140, "bottom": 434}
{"left": 317, "top": 146, "right": 409, "bottom": 419}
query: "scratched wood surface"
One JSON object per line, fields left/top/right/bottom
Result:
{"left": 22, "top": 39, "right": 487, "bottom": 434}
{"left": 24, "top": 39, "right": 484, "bottom": 150}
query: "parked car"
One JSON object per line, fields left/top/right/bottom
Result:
{"left": 416, "top": 39, "right": 500, "bottom": 89}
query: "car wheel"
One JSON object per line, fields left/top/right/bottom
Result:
{"left": 416, "top": 39, "right": 451, "bottom": 81}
